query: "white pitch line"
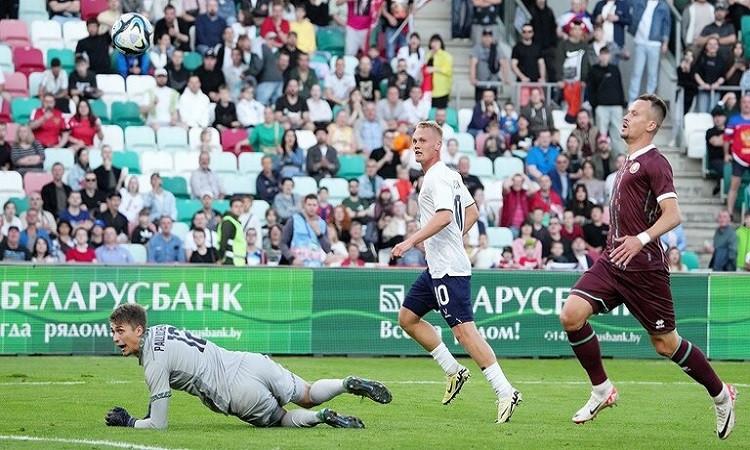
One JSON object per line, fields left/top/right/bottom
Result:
{"left": 0, "top": 435, "right": 188, "bottom": 450}
{"left": 386, "top": 380, "right": 750, "bottom": 387}
{"left": 0, "top": 381, "right": 86, "bottom": 386}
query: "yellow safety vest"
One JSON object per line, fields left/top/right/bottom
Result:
{"left": 217, "top": 215, "right": 246, "bottom": 266}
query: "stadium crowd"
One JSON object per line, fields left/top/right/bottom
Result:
{"left": 0, "top": 0, "right": 749, "bottom": 271}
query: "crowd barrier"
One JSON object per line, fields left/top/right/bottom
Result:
{"left": 0, "top": 266, "right": 747, "bottom": 360}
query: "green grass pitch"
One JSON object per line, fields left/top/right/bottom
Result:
{"left": 0, "top": 356, "right": 747, "bottom": 449}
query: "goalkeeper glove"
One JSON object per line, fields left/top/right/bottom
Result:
{"left": 105, "top": 406, "right": 136, "bottom": 427}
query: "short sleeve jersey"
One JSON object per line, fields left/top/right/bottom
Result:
{"left": 723, "top": 114, "right": 750, "bottom": 167}
{"left": 604, "top": 146, "right": 676, "bottom": 271}
{"left": 419, "top": 161, "right": 475, "bottom": 278}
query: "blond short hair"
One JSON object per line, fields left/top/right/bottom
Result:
{"left": 415, "top": 120, "right": 443, "bottom": 140}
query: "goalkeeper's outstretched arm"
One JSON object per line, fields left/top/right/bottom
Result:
{"left": 105, "top": 360, "right": 171, "bottom": 430}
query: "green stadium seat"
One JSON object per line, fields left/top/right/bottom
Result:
{"left": 317, "top": 28, "right": 345, "bottom": 57}
{"left": 681, "top": 251, "right": 700, "bottom": 271}
{"left": 162, "top": 176, "right": 190, "bottom": 199}
{"left": 90, "top": 98, "right": 109, "bottom": 124}
{"left": 332, "top": 104, "right": 343, "bottom": 119}
{"left": 379, "top": 79, "right": 389, "bottom": 98}
{"left": 176, "top": 198, "right": 202, "bottom": 222}
{"left": 9, "top": 197, "right": 29, "bottom": 214}
{"left": 46, "top": 48, "right": 75, "bottom": 72}
{"left": 111, "top": 101, "right": 144, "bottom": 127}
{"left": 112, "top": 151, "right": 141, "bottom": 174}
{"left": 338, "top": 155, "right": 365, "bottom": 179}
{"left": 183, "top": 52, "right": 203, "bottom": 71}
{"left": 11, "top": 97, "right": 41, "bottom": 125}
{"left": 428, "top": 107, "right": 459, "bottom": 131}
{"left": 213, "top": 199, "right": 230, "bottom": 214}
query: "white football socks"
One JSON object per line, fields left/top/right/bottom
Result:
{"left": 592, "top": 379, "right": 613, "bottom": 399}
{"left": 482, "top": 362, "right": 514, "bottom": 399}
{"left": 712, "top": 384, "right": 729, "bottom": 404}
{"left": 281, "top": 409, "right": 321, "bottom": 427}
{"left": 430, "top": 342, "right": 460, "bottom": 375}
{"left": 309, "top": 379, "right": 347, "bottom": 404}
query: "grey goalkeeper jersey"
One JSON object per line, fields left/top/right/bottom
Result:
{"left": 134, "top": 325, "right": 245, "bottom": 429}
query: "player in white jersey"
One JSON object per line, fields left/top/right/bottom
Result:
{"left": 104, "top": 304, "right": 392, "bottom": 430}
{"left": 391, "top": 121, "right": 522, "bottom": 423}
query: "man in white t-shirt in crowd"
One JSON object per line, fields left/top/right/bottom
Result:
{"left": 324, "top": 58, "right": 355, "bottom": 107}
{"left": 146, "top": 69, "right": 181, "bottom": 129}
{"left": 179, "top": 75, "right": 211, "bottom": 128}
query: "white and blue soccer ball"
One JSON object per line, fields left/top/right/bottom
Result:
{"left": 111, "top": 13, "right": 153, "bottom": 56}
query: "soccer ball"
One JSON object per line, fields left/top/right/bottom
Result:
{"left": 111, "top": 13, "right": 153, "bottom": 56}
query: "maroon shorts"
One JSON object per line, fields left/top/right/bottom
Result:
{"left": 571, "top": 259, "right": 675, "bottom": 335}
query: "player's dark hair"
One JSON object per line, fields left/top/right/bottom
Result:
{"left": 109, "top": 303, "right": 147, "bottom": 330}
{"left": 637, "top": 94, "right": 668, "bottom": 127}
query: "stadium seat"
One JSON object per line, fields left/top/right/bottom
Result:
{"left": 428, "top": 107, "right": 459, "bottom": 131}
{"left": 0, "top": 20, "right": 30, "bottom": 48}
{"left": 551, "top": 109, "right": 568, "bottom": 127}
{"left": 136, "top": 173, "right": 152, "bottom": 193}
{"left": 319, "top": 177, "right": 348, "bottom": 203}
{"left": 95, "top": 124, "right": 125, "bottom": 151}
{"left": 122, "top": 243, "right": 147, "bottom": 263}
{"left": 10, "top": 97, "right": 41, "bottom": 124}
{"left": 458, "top": 108, "right": 472, "bottom": 133}
{"left": 96, "top": 74, "right": 128, "bottom": 104}
{"left": 43, "top": 148, "right": 74, "bottom": 171}
{"left": 90, "top": 98, "right": 110, "bottom": 124}
{"left": 176, "top": 198, "right": 202, "bottom": 222}
{"left": 483, "top": 179, "right": 504, "bottom": 216}
{"left": 220, "top": 128, "right": 249, "bottom": 152}
{"left": 251, "top": 200, "right": 270, "bottom": 224}
{"left": 140, "top": 151, "right": 174, "bottom": 173}
{"left": 88, "top": 148, "right": 102, "bottom": 169}
{"left": 126, "top": 74, "right": 156, "bottom": 104}
{"left": 681, "top": 250, "right": 700, "bottom": 271}
{"left": 4, "top": 72, "right": 28, "bottom": 97}
{"left": 80, "top": 0, "right": 109, "bottom": 20}
{"left": 455, "top": 132, "right": 475, "bottom": 154}
{"left": 183, "top": 52, "right": 203, "bottom": 71}
{"left": 683, "top": 113, "right": 712, "bottom": 150}
{"left": 469, "top": 156, "right": 494, "bottom": 178}
{"left": 157, "top": 126, "right": 189, "bottom": 151}
{"left": 30, "top": 21, "right": 63, "bottom": 56}
{"left": 686, "top": 130, "right": 706, "bottom": 161}
{"left": 0, "top": 171, "right": 24, "bottom": 197}
{"left": 338, "top": 155, "right": 365, "bottom": 179}
{"left": 210, "top": 152, "right": 238, "bottom": 173}
{"left": 23, "top": 171, "right": 52, "bottom": 195}
{"left": 295, "top": 129, "right": 316, "bottom": 150}
{"left": 27, "top": 71, "right": 45, "bottom": 98}
{"left": 188, "top": 126, "right": 220, "bottom": 149}
{"left": 316, "top": 27, "right": 345, "bottom": 57}
{"left": 173, "top": 150, "right": 200, "bottom": 173}
{"left": 112, "top": 150, "right": 141, "bottom": 174}
{"left": 62, "top": 20, "right": 88, "bottom": 50}
{"left": 486, "top": 227, "right": 514, "bottom": 248}
{"left": 111, "top": 101, "right": 144, "bottom": 127}
{"left": 494, "top": 156, "right": 525, "bottom": 180}
{"left": 18, "top": 0, "right": 49, "bottom": 23}
{"left": 171, "top": 221, "right": 190, "bottom": 242}
{"left": 46, "top": 48, "right": 75, "bottom": 73}
{"left": 124, "top": 126, "right": 157, "bottom": 152}
{"left": 12, "top": 46, "right": 45, "bottom": 77}
{"left": 292, "top": 176, "right": 318, "bottom": 196}
{"left": 238, "top": 152, "right": 264, "bottom": 173}
{"left": 162, "top": 176, "right": 190, "bottom": 199}
{"left": 222, "top": 172, "right": 256, "bottom": 195}
{"left": 9, "top": 196, "right": 29, "bottom": 214}
{"left": 0, "top": 45, "right": 13, "bottom": 73}
{"left": 213, "top": 199, "right": 230, "bottom": 214}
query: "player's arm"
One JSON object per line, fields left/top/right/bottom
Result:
{"left": 105, "top": 360, "right": 171, "bottom": 430}
{"left": 462, "top": 202, "right": 479, "bottom": 236}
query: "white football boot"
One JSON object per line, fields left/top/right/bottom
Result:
{"left": 572, "top": 385, "right": 618, "bottom": 424}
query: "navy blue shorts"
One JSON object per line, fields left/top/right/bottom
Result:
{"left": 402, "top": 269, "right": 474, "bottom": 328}
{"left": 731, "top": 160, "right": 750, "bottom": 177}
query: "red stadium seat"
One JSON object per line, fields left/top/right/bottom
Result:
{"left": 220, "top": 128, "right": 251, "bottom": 153}
{"left": 0, "top": 20, "right": 31, "bottom": 48}
{"left": 12, "top": 47, "right": 45, "bottom": 77}
{"left": 80, "top": 0, "right": 109, "bottom": 21}
{"left": 5, "top": 122, "right": 18, "bottom": 143}
{"left": 23, "top": 171, "right": 53, "bottom": 195}
{"left": 3, "top": 72, "right": 28, "bottom": 97}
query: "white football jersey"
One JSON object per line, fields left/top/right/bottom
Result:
{"left": 418, "top": 161, "right": 474, "bottom": 278}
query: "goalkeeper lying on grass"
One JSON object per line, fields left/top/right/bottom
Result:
{"left": 105, "top": 303, "right": 392, "bottom": 429}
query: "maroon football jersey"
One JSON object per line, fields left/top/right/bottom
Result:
{"left": 603, "top": 146, "right": 677, "bottom": 271}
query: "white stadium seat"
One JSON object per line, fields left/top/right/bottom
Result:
{"left": 458, "top": 108, "right": 473, "bottom": 133}
{"left": 251, "top": 200, "right": 270, "bottom": 224}
{"left": 292, "top": 176, "right": 318, "bottom": 196}
{"left": 95, "top": 125, "right": 125, "bottom": 151}
{"left": 96, "top": 74, "right": 128, "bottom": 105}
{"left": 486, "top": 227, "right": 514, "bottom": 248}
{"left": 140, "top": 151, "right": 174, "bottom": 173}
{"left": 171, "top": 221, "right": 190, "bottom": 241}
{"left": 43, "top": 149, "right": 74, "bottom": 170}
{"left": 552, "top": 109, "right": 569, "bottom": 128}
{"left": 687, "top": 131, "right": 707, "bottom": 160}
{"left": 173, "top": 151, "right": 201, "bottom": 173}
{"left": 62, "top": 20, "right": 88, "bottom": 50}
{"left": 30, "top": 20, "right": 62, "bottom": 54}
{"left": 137, "top": 174, "right": 153, "bottom": 193}
{"left": 221, "top": 172, "right": 257, "bottom": 195}
{"left": 494, "top": 156, "right": 524, "bottom": 181}
{"left": 455, "top": 132, "right": 475, "bottom": 154}
{"left": 684, "top": 113, "right": 713, "bottom": 156}
{"left": 126, "top": 75, "right": 157, "bottom": 105}
{"left": 238, "top": 152, "right": 264, "bottom": 173}
{"left": 157, "top": 126, "right": 189, "bottom": 151}
{"left": 122, "top": 244, "right": 147, "bottom": 263}
{"left": 88, "top": 148, "right": 102, "bottom": 169}
{"left": 319, "top": 177, "right": 348, "bottom": 203}
{"left": 295, "top": 129, "right": 316, "bottom": 150}
{"left": 0, "top": 171, "right": 24, "bottom": 196}
{"left": 209, "top": 152, "right": 237, "bottom": 173}
{"left": 188, "top": 126, "right": 220, "bottom": 149}
{"left": 28, "top": 72, "right": 45, "bottom": 98}
{"left": 469, "top": 156, "right": 494, "bottom": 178}
{"left": 124, "top": 126, "right": 157, "bottom": 152}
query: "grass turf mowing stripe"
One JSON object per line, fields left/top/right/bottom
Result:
{"left": 0, "top": 435, "right": 188, "bottom": 450}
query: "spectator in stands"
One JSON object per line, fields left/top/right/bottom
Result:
{"left": 542, "top": 215, "right": 572, "bottom": 259}
{"left": 347, "top": 89, "right": 366, "bottom": 126}
{"left": 529, "top": 174, "right": 564, "bottom": 217}
{"left": 96, "top": 192, "right": 129, "bottom": 240}
{"left": 68, "top": 100, "right": 104, "bottom": 152}
{"left": 587, "top": 47, "right": 626, "bottom": 150}
{"left": 279, "top": 193, "right": 330, "bottom": 266}
{"left": 40, "top": 163, "right": 71, "bottom": 219}
{"left": 457, "top": 156, "right": 484, "bottom": 196}
{"left": 273, "top": 178, "right": 300, "bottom": 222}
{"left": 280, "top": 31, "right": 302, "bottom": 69}
{"left": 704, "top": 108, "right": 726, "bottom": 195}
{"left": 401, "top": 86, "right": 429, "bottom": 124}
{"left": 526, "top": 129, "right": 559, "bottom": 181}
{"left": 377, "top": 86, "right": 407, "bottom": 122}
{"left": 39, "top": 58, "right": 70, "bottom": 112}
{"left": 196, "top": 0, "right": 227, "bottom": 54}
{"left": 29, "top": 94, "right": 68, "bottom": 148}
{"left": 328, "top": 110, "right": 358, "bottom": 155}
{"left": 520, "top": 88, "right": 554, "bottom": 135}
{"left": 187, "top": 228, "right": 218, "bottom": 263}
{"left": 144, "top": 69, "right": 180, "bottom": 128}
{"left": 355, "top": 102, "right": 384, "bottom": 154}
{"left": 149, "top": 33, "right": 175, "bottom": 71}
{"left": 469, "top": 29, "right": 508, "bottom": 101}
{"left": 707, "top": 209, "right": 737, "bottom": 271}
{"left": 80, "top": 172, "right": 107, "bottom": 211}
{"left": 396, "top": 33, "right": 425, "bottom": 81}
{"left": 325, "top": 58, "right": 356, "bottom": 108}
{"left": 389, "top": 59, "right": 417, "bottom": 101}
{"left": 342, "top": 179, "right": 372, "bottom": 223}
{"left": 243, "top": 228, "right": 265, "bottom": 265}
{"left": 260, "top": 1, "right": 290, "bottom": 49}
{"left": 65, "top": 227, "right": 96, "bottom": 262}
{"left": 604, "top": 153, "right": 626, "bottom": 203}
{"left": 349, "top": 220, "right": 377, "bottom": 262}
{"left": 66, "top": 148, "right": 90, "bottom": 192}
{"left": 724, "top": 42, "right": 747, "bottom": 94}
{"left": 185, "top": 210, "right": 219, "bottom": 256}
{"left": 211, "top": 86, "right": 240, "bottom": 131}
{"left": 550, "top": 154, "right": 572, "bottom": 204}
{"left": 95, "top": 225, "right": 134, "bottom": 264}
{"left": 501, "top": 173, "right": 536, "bottom": 234}
{"left": 289, "top": 4, "right": 315, "bottom": 54}
{"left": 48, "top": 0, "right": 81, "bottom": 24}
{"left": 94, "top": 146, "right": 124, "bottom": 195}
{"left": 345, "top": 0, "right": 373, "bottom": 56}
{"left": 511, "top": 23, "right": 546, "bottom": 84}
{"left": 237, "top": 86, "right": 265, "bottom": 128}
{"left": 304, "top": 0, "right": 330, "bottom": 27}
{"left": 560, "top": 209, "right": 584, "bottom": 241}
{"left": 216, "top": 197, "right": 246, "bottom": 265}
{"left": 247, "top": 107, "right": 283, "bottom": 154}
{"left": 200, "top": 192, "right": 222, "bottom": 230}
{"left": 131, "top": 208, "right": 154, "bottom": 244}
{"left": 557, "top": 0, "right": 593, "bottom": 38}
{"left": 275, "top": 79, "right": 308, "bottom": 130}
{"left": 31, "top": 237, "right": 57, "bottom": 263}
{"left": 353, "top": 57, "right": 376, "bottom": 102}
{"left": 694, "top": 37, "right": 728, "bottom": 113}
{"left": 179, "top": 76, "right": 211, "bottom": 128}
{"left": 682, "top": 0, "right": 714, "bottom": 50}
{"left": 256, "top": 155, "right": 280, "bottom": 203}
{"left": 725, "top": 94, "right": 750, "bottom": 216}
{"left": 119, "top": 176, "right": 143, "bottom": 223}
{"left": 256, "top": 48, "right": 289, "bottom": 106}
{"left": 628, "top": 0, "right": 671, "bottom": 102}
{"left": 555, "top": 20, "right": 590, "bottom": 121}
{"left": 467, "top": 89, "right": 500, "bottom": 137}
{"left": 0, "top": 123, "right": 10, "bottom": 170}
{"left": 144, "top": 173, "right": 177, "bottom": 222}
{"left": 167, "top": 50, "right": 190, "bottom": 93}
{"left": 147, "top": 215, "right": 186, "bottom": 263}
{"left": 328, "top": 205, "right": 351, "bottom": 243}
{"left": 339, "top": 242, "right": 363, "bottom": 266}
{"left": 576, "top": 161, "right": 606, "bottom": 205}
{"left": 570, "top": 236, "right": 593, "bottom": 270}
{"left": 0, "top": 226, "right": 30, "bottom": 262}
{"left": 194, "top": 50, "right": 225, "bottom": 102}
{"left": 358, "top": 160, "right": 385, "bottom": 202}
{"left": 592, "top": 0, "right": 631, "bottom": 58}
{"left": 97, "top": 0, "right": 122, "bottom": 33}
{"left": 19, "top": 194, "right": 54, "bottom": 235}
{"left": 665, "top": 246, "right": 687, "bottom": 272}
{"left": 76, "top": 19, "right": 111, "bottom": 75}
{"left": 696, "top": 2, "right": 736, "bottom": 58}
{"left": 370, "top": 129, "right": 400, "bottom": 179}
{"left": 115, "top": 47, "right": 151, "bottom": 78}
{"left": 661, "top": 222, "right": 687, "bottom": 253}
{"left": 154, "top": 4, "right": 190, "bottom": 51}
{"left": 426, "top": 34, "right": 453, "bottom": 109}
{"left": 215, "top": 27, "right": 236, "bottom": 72}
{"left": 591, "top": 136, "right": 617, "bottom": 180}
{"left": 582, "top": 205, "right": 608, "bottom": 252}
{"left": 223, "top": 49, "right": 249, "bottom": 101}
{"left": 569, "top": 183, "right": 595, "bottom": 221}
{"left": 379, "top": 0, "right": 410, "bottom": 60}
{"left": 276, "top": 129, "right": 304, "bottom": 178}
{"left": 511, "top": 223, "right": 542, "bottom": 266}
{"left": 10, "top": 126, "right": 45, "bottom": 176}
{"left": 1, "top": 201, "right": 21, "bottom": 236}
{"left": 510, "top": 115, "right": 533, "bottom": 151}
{"left": 305, "top": 127, "right": 339, "bottom": 181}
{"left": 288, "top": 53, "right": 319, "bottom": 101}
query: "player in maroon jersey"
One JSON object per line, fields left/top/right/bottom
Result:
{"left": 558, "top": 94, "right": 737, "bottom": 439}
